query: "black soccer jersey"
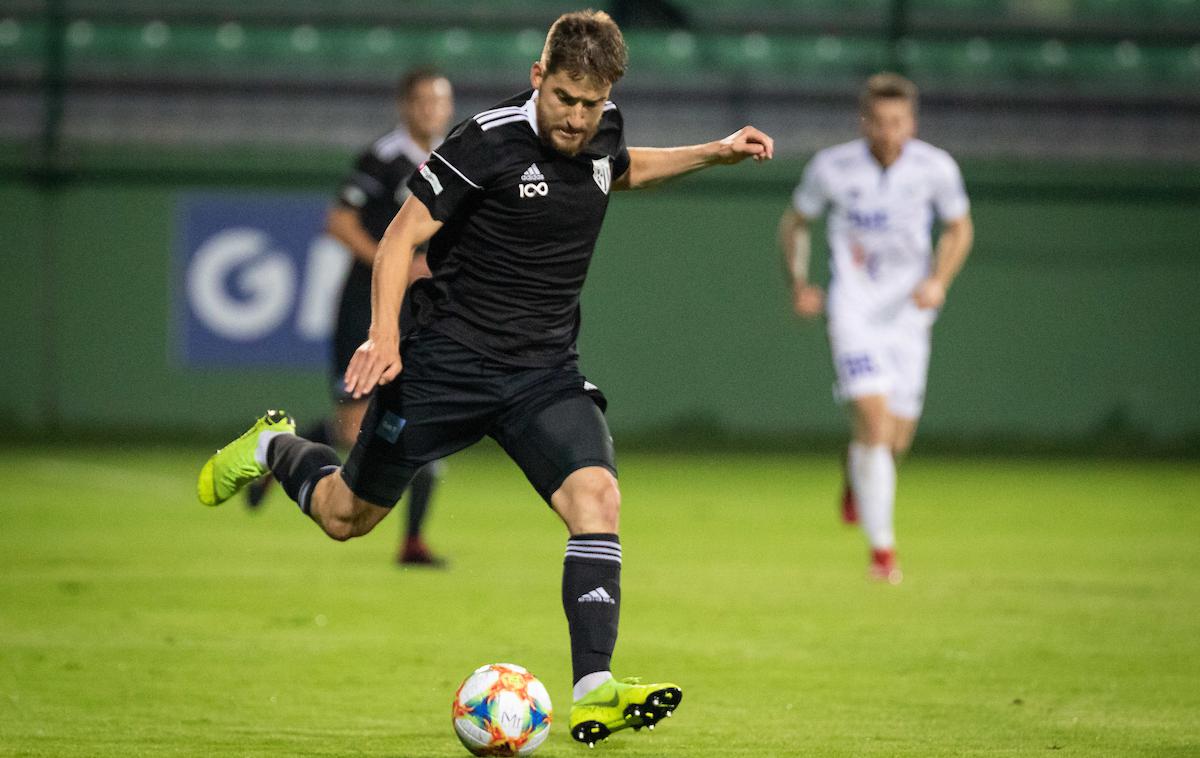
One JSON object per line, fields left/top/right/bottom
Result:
{"left": 335, "top": 127, "right": 432, "bottom": 347}
{"left": 405, "top": 89, "right": 630, "bottom": 367}
{"left": 338, "top": 127, "right": 428, "bottom": 242}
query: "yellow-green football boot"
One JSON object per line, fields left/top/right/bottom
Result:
{"left": 569, "top": 677, "right": 682, "bottom": 747}
{"left": 197, "top": 409, "right": 294, "bottom": 506}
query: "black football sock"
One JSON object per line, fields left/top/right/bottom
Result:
{"left": 266, "top": 434, "right": 340, "bottom": 515}
{"left": 406, "top": 463, "right": 437, "bottom": 538}
{"left": 562, "top": 533, "right": 622, "bottom": 685}
{"left": 299, "top": 419, "right": 333, "bottom": 447}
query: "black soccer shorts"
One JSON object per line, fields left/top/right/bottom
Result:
{"left": 341, "top": 330, "right": 616, "bottom": 507}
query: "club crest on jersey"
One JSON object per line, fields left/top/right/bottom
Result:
{"left": 592, "top": 157, "right": 611, "bottom": 195}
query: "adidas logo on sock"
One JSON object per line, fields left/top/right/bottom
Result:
{"left": 521, "top": 163, "right": 545, "bottom": 182}
{"left": 577, "top": 587, "right": 616, "bottom": 604}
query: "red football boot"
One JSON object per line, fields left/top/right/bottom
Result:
{"left": 398, "top": 536, "right": 447, "bottom": 567}
{"left": 841, "top": 481, "right": 859, "bottom": 524}
{"left": 869, "top": 548, "right": 903, "bottom": 585}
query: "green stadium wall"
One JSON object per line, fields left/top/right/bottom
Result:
{"left": 2, "top": 147, "right": 1198, "bottom": 452}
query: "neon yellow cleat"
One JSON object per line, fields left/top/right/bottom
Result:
{"left": 197, "top": 410, "right": 294, "bottom": 506}
{"left": 569, "top": 677, "right": 682, "bottom": 747}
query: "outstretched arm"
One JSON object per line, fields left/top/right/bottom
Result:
{"left": 342, "top": 196, "right": 442, "bottom": 399}
{"left": 612, "top": 126, "right": 774, "bottom": 191}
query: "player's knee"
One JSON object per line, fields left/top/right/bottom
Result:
{"left": 855, "top": 410, "right": 893, "bottom": 445}
{"left": 578, "top": 471, "right": 621, "bottom": 530}
{"left": 556, "top": 467, "right": 620, "bottom": 533}
{"left": 857, "top": 422, "right": 890, "bottom": 446}
{"left": 596, "top": 477, "right": 621, "bottom": 527}
{"left": 322, "top": 518, "right": 357, "bottom": 542}
{"left": 319, "top": 498, "right": 380, "bottom": 542}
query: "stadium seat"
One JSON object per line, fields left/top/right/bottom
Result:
{"left": 623, "top": 29, "right": 700, "bottom": 78}
{"left": 673, "top": 0, "right": 892, "bottom": 35}
{"left": 0, "top": 17, "right": 46, "bottom": 74}
{"left": 704, "top": 32, "right": 888, "bottom": 88}
{"left": 899, "top": 37, "right": 1017, "bottom": 94}
{"left": 1004, "top": 38, "right": 1200, "bottom": 96}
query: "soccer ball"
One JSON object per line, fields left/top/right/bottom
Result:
{"left": 452, "top": 663, "right": 553, "bottom": 756}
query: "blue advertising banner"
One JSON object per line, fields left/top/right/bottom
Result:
{"left": 175, "top": 193, "right": 350, "bottom": 367}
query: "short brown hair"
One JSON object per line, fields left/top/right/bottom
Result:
{"left": 860, "top": 72, "right": 918, "bottom": 115}
{"left": 540, "top": 10, "right": 627, "bottom": 85}
{"left": 398, "top": 66, "right": 446, "bottom": 101}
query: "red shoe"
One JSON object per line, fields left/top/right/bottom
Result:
{"left": 841, "top": 482, "right": 858, "bottom": 525}
{"left": 869, "top": 548, "right": 902, "bottom": 585}
{"left": 398, "top": 536, "right": 447, "bottom": 567}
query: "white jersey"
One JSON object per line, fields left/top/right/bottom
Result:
{"left": 792, "top": 138, "right": 969, "bottom": 325}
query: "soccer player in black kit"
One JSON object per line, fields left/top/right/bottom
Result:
{"left": 197, "top": 10, "right": 774, "bottom": 747}
{"left": 246, "top": 68, "right": 454, "bottom": 567}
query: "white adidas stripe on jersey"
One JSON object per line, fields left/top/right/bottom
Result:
{"left": 430, "top": 150, "right": 482, "bottom": 189}
{"left": 480, "top": 114, "right": 529, "bottom": 132}
{"left": 474, "top": 106, "right": 524, "bottom": 125}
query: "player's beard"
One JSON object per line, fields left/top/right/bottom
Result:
{"left": 538, "top": 118, "right": 599, "bottom": 157}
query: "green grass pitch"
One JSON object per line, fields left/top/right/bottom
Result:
{"left": 1, "top": 443, "right": 1197, "bottom": 756}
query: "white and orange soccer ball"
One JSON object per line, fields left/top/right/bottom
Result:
{"left": 451, "top": 663, "right": 553, "bottom": 756}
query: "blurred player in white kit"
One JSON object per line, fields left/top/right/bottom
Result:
{"left": 779, "top": 73, "right": 974, "bottom": 583}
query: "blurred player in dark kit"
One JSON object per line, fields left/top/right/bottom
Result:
{"left": 246, "top": 68, "right": 454, "bottom": 566}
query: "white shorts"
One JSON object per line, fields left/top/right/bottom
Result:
{"left": 827, "top": 308, "right": 932, "bottom": 419}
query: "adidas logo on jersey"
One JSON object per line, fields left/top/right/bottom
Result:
{"left": 519, "top": 164, "right": 549, "bottom": 198}
{"left": 521, "top": 163, "right": 545, "bottom": 182}
{"left": 577, "top": 587, "right": 616, "bottom": 604}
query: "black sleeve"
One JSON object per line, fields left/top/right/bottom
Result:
{"left": 406, "top": 118, "right": 498, "bottom": 222}
{"left": 337, "top": 150, "right": 392, "bottom": 210}
{"left": 610, "top": 109, "right": 631, "bottom": 181}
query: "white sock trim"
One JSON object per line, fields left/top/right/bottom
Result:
{"left": 254, "top": 430, "right": 292, "bottom": 468}
{"left": 573, "top": 671, "right": 613, "bottom": 702}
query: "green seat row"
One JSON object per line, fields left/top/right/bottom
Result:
{"left": 1, "top": 19, "right": 1197, "bottom": 95}
{"left": 909, "top": 0, "right": 1200, "bottom": 21}
{"left": 900, "top": 36, "right": 1200, "bottom": 93}
{"left": 0, "top": 20, "right": 543, "bottom": 82}
{"left": 674, "top": 0, "right": 1200, "bottom": 22}
{"left": 62, "top": 0, "right": 574, "bottom": 20}
{"left": 669, "top": 0, "right": 891, "bottom": 29}
{"left": 625, "top": 30, "right": 888, "bottom": 81}
{"left": 10, "top": 0, "right": 1200, "bottom": 35}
